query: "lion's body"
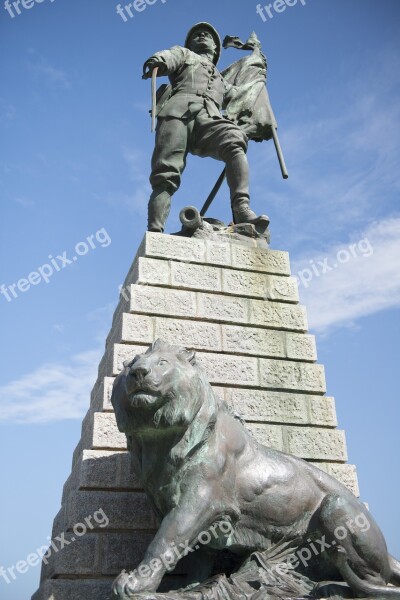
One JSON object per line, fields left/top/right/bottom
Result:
{"left": 111, "top": 340, "right": 400, "bottom": 599}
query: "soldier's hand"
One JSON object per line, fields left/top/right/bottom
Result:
{"left": 142, "top": 59, "right": 161, "bottom": 80}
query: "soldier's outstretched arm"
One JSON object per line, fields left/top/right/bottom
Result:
{"left": 142, "top": 46, "right": 188, "bottom": 79}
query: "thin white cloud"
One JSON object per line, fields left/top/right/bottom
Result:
{"left": 0, "top": 348, "right": 101, "bottom": 424}
{"left": 15, "top": 196, "right": 35, "bottom": 207}
{"left": 28, "top": 50, "right": 71, "bottom": 90}
{"left": 0, "top": 98, "right": 16, "bottom": 123}
{"left": 293, "top": 217, "right": 400, "bottom": 333}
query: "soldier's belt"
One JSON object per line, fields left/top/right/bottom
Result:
{"left": 172, "top": 88, "right": 221, "bottom": 108}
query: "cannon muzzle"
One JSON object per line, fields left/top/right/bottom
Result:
{"left": 179, "top": 206, "right": 203, "bottom": 231}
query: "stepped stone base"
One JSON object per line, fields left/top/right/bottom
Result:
{"left": 32, "top": 232, "right": 360, "bottom": 600}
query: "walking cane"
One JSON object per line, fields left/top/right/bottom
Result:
{"left": 151, "top": 67, "right": 158, "bottom": 133}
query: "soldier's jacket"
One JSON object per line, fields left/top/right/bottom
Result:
{"left": 148, "top": 46, "right": 237, "bottom": 120}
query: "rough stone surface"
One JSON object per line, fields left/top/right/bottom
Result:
{"left": 130, "top": 284, "right": 197, "bottom": 319}
{"left": 249, "top": 298, "right": 308, "bottom": 331}
{"left": 63, "top": 490, "right": 158, "bottom": 532}
{"left": 285, "top": 333, "right": 317, "bottom": 362}
{"left": 133, "top": 257, "right": 171, "bottom": 287}
{"left": 104, "top": 344, "right": 325, "bottom": 389}
{"left": 123, "top": 285, "right": 307, "bottom": 331}
{"left": 259, "top": 359, "right": 326, "bottom": 393}
{"left": 107, "top": 313, "right": 154, "bottom": 347}
{"left": 143, "top": 232, "right": 290, "bottom": 275}
{"left": 223, "top": 327, "right": 316, "bottom": 361}
{"left": 286, "top": 427, "right": 347, "bottom": 461}
{"left": 171, "top": 261, "right": 222, "bottom": 292}
{"left": 222, "top": 269, "right": 299, "bottom": 302}
{"left": 91, "top": 377, "right": 114, "bottom": 411}
{"left": 246, "top": 423, "right": 284, "bottom": 450}
{"left": 32, "top": 578, "right": 117, "bottom": 600}
{"left": 41, "top": 532, "right": 155, "bottom": 580}
{"left": 226, "top": 389, "right": 310, "bottom": 425}
{"left": 230, "top": 244, "right": 290, "bottom": 275}
{"left": 145, "top": 232, "right": 205, "bottom": 263}
{"left": 155, "top": 317, "right": 222, "bottom": 351}
{"left": 317, "top": 463, "right": 360, "bottom": 496}
{"left": 62, "top": 450, "right": 141, "bottom": 505}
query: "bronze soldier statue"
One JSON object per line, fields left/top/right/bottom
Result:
{"left": 142, "top": 22, "right": 270, "bottom": 233}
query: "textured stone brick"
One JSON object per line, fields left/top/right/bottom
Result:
{"left": 231, "top": 245, "right": 290, "bottom": 275}
{"left": 145, "top": 232, "right": 205, "bottom": 263}
{"left": 32, "top": 578, "right": 121, "bottom": 600}
{"left": 64, "top": 490, "right": 158, "bottom": 531}
{"left": 101, "top": 532, "right": 156, "bottom": 574}
{"left": 91, "top": 412, "right": 126, "bottom": 449}
{"left": 197, "top": 292, "right": 249, "bottom": 324}
{"left": 259, "top": 359, "right": 326, "bottom": 393}
{"left": 62, "top": 450, "right": 140, "bottom": 504}
{"left": 226, "top": 389, "right": 310, "bottom": 424}
{"left": 316, "top": 463, "right": 360, "bottom": 496}
{"left": 107, "top": 313, "right": 154, "bottom": 346}
{"left": 41, "top": 533, "right": 97, "bottom": 580}
{"left": 285, "top": 427, "right": 347, "bottom": 461}
{"left": 133, "top": 257, "right": 171, "bottom": 287}
{"left": 91, "top": 377, "right": 114, "bottom": 412}
{"left": 308, "top": 396, "right": 338, "bottom": 427}
{"left": 197, "top": 352, "right": 259, "bottom": 386}
{"left": 222, "top": 270, "right": 299, "bottom": 302}
{"left": 103, "top": 344, "right": 147, "bottom": 376}
{"left": 223, "top": 326, "right": 285, "bottom": 358}
{"left": 246, "top": 423, "right": 284, "bottom": 450}
{"left": 171, "top": 261, "right": 222, "bottom": 292}
{"left": 129, "top": 284, "right": 197, "bottom": 319}
{"left": 205, "top": 239, "right": 232, "bottom": 266}
{"left": 249, "top": 299, "right": 308, "bottom": 332}
{"left": 155, "top": 317, "right": 222, "bottom": 351}
{"left": 72, "top": 439, "right": 84, "bottom": 468}
{"left": 223, "top": 328, "right": 316, "bottom": 361}
{"left": 285, "top": 333, "right": 317, "bottom": 362}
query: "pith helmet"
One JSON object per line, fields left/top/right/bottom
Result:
{"left": 185, "top": 22, "right": 222, "bottom": 65}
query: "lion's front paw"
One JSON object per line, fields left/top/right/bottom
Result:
{"left": 112, "top": 570, "right": 152, "bottom": 599}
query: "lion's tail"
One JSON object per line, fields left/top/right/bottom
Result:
{"left": 390, "top": 555, "right": 400, "bottom": 587}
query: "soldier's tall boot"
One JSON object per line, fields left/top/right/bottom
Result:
{"left": 226, "top": 153, "right": 269, "bottom": 225}
{"left": 147, "top": 190, "right": 172, "bottom": 233}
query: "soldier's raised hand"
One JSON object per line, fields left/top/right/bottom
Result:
{"left": 142, "top": 58, "right": 162, "bottom": 80}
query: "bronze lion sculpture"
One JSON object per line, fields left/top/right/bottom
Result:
{"left": 111, "top": 339, "right": 400, "bottom": 599}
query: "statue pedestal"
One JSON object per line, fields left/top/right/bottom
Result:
{"left": 32, "top": 232, "right": 359, "bottom": 600}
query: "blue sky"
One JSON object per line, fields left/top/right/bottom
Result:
{"left": 1, "top": 0, "right": 399, "bottom": 598}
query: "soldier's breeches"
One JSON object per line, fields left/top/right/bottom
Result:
{"left": 150, "top": 118, "right": 189, "bottom": 195}
{"left": 149, "top": 111, "right": 249, "bottom": 194}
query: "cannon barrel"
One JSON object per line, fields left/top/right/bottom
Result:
{"left": 179, "top": 206, "right": 203, "bottom": 231}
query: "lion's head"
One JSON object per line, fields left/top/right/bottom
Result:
{"left": 111, "top": 339, "right": 225, "bottom": 464}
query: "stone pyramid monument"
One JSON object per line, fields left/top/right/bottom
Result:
{"left": 32, "top": 232, "right": 359, "bottom": 600}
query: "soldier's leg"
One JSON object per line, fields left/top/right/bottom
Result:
{"left": 148, "top": 118, "right": 189, "bottom": 232}
{"left": 192, "top": 112, "right": 268, "bottom": 225}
